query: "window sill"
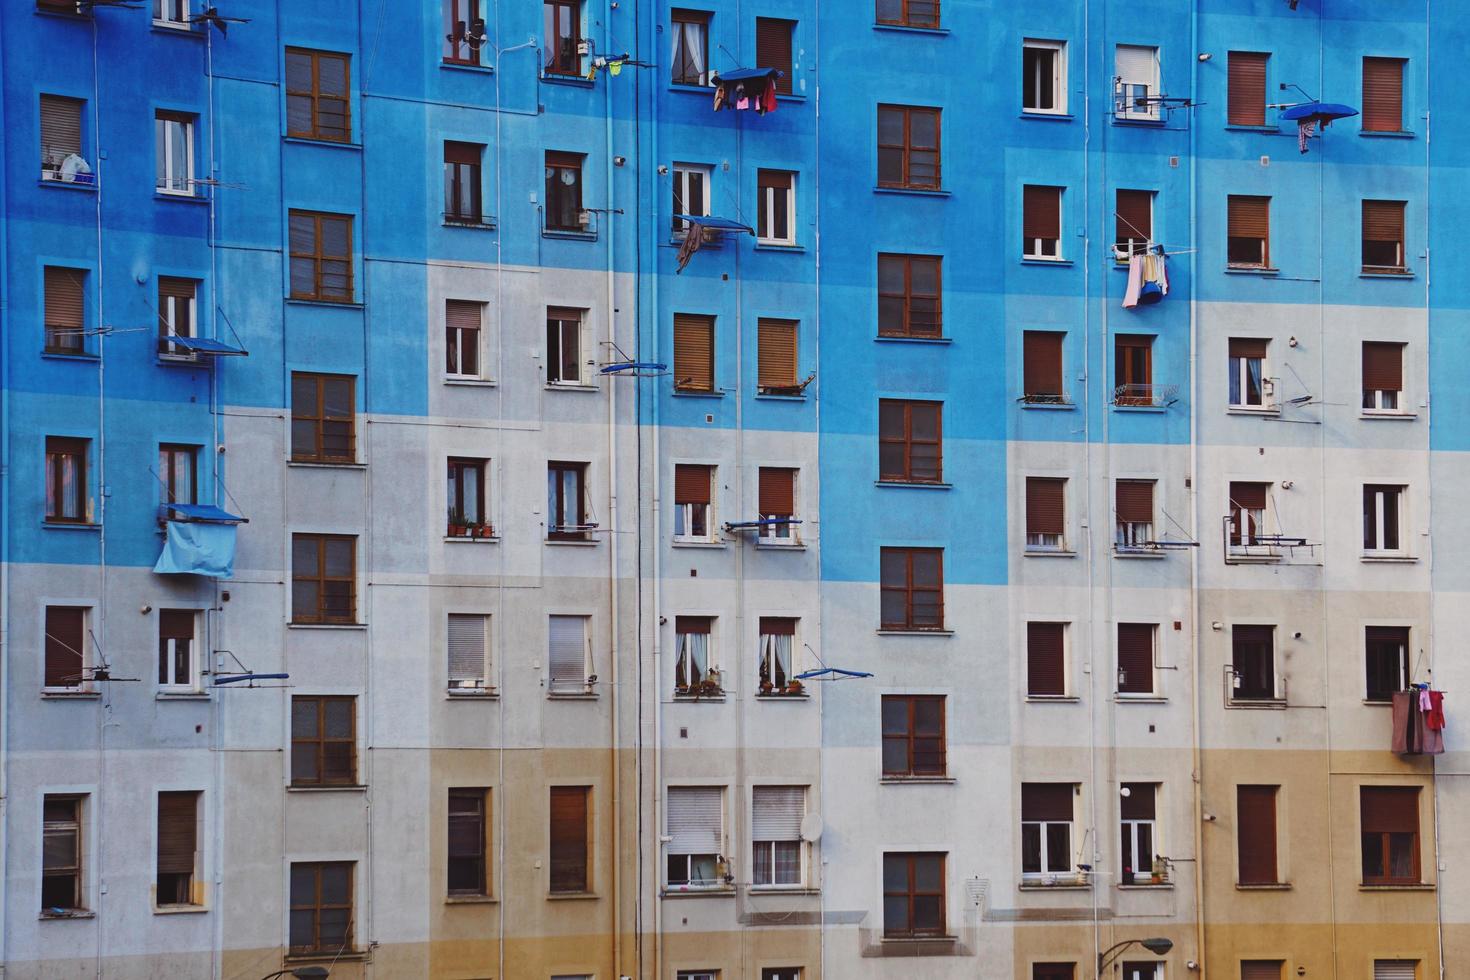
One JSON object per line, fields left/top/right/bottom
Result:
{"left": 36, "top": 178, "right": 98, "bottom": 193}
{"left": 41, "top": 691, "right": 100, "bottom": 700}
{"left": 445, "top": 894, "right": 497, "bottom": 904}
{"left": 444, "top": 535, "right": 499, "bottom": 544}
{"left": 1019, "top": 881, "right": 1090, "bottom": 890}
{"left": 284, "top": 298, "right": 363, "bottom": 309}
{"left": 1115, "top": 695, "right": 1167, "bottom": 704}
{"left": 442, "top": 218, "right": 496, "bottom": 231}
{"left": 755, "top": 692, "right": 809, "bottom": 700}
{"left": 153, "top": 904, "right": 208, "bottom": 915}
{"left": 1360, "top": 411, "right": 1417, "bottom": 421}
{"left": 1020, "top": 111, "right": 1074, "bottom": 121}
{"left": 286, "top": 784, "right": 367, "bottom": 793}
{"left": 547, "top": 690, "right": 600, "bottom": 700}
{"left": 1236, "top": 882, "right": 1292, "bottom": 891}
{"left": 875, "top": 480, "right": 951, "bottom": 490}
{"left": 672, "top": 539, "right": 725, "bottom": 549}
{"left": 1359, "top": 129, "right": 1416, "bottom": 139}
{"left": 668, "top": 82, "right": 716, "bottom": 94}
{"left": 1112, "top": 404, "right": 1167, "bottom": 413}
{"left": 673, "top": 693, "right": 726, "bottom": 703}
{"left": 542, "top": 229, "right": 599, "bottom": 242}
{"left": 880, "top": 935, "right": 959, "bottom": 945}
{"left": 446, "top": 689, "right": 498, "bottom": 699}
{"left": 282, "top": 136, "right": 363, "bottom": 152}
{"left": 1360, "top": 883, "right": 1434, "bottom": 892}
{"left": 1227, "top": 406, "right": 1281, "bottom": 417}
{"left": 1112, "top": 116, "right": 1166, "bottom": 127}
{"left": 544, "top": 382, "right": 600, "bottom": 392}
{"left": 546, "top": 891, "right": 599, "bottom": 901}
{"left": 152, "top": 21, "right": 201, "bottom": 37}
{"left": 1118, "top": 882, "right": 1174, "bottom": 890}
{"left": 545, "top": 538, "right": 599, "bottom": 547}
{"left": 39, "top": 909, "right": 95, "bottom": 920}
{"left": 157, "top": 353, "right": 207, "bottom": 367}
{"left": 285, "top": 951, "right": 368, "bottom": 965}
{"left": 876, "top": 629, "right": 953, "bottom": 637}
{"left": 1361, "top": 554, "right": 1417, "bottom": 564}
{"left": 1225, "top": 553, "right": 1282, "bottom": 564}
{"left": 1226, "top": 698, "right": 1288, "bottom": 710}
{"left": 1224, "top": 124, "right": 1281, "bottom": 133}
{"left": 872, "top": 23, "right": 950, "bottom": 35}
{"left": 440, "top": 61, "right": 494, "bottom": 75}
{"left": 1021, "top": 257, "right": 1073, "bottom": 267}
{"left": 1224, "top": 266, "right": 1280, "bottom": 276}
{"left": 880, "top": 776, "right": 955, "bottom": 785}
{"left": 1361, "top": 270, "right": 1415, "bottom": 280}
{"left": 662, "top": 886, "right": 736, "bottom": 898}
{"left": 873, "top": 186, "right": 950, "bottom": 198}
{"left": 443, "top": 377, "right": 496, "bottom": 387}
{"left": 42, "top": 521, "right": 100, "bottom": 531}
{"left": 542, "top": 72, "right": 595, "bottom": 88}
{"left": 754, "top": 242, "right": 805, "bottom": 253}
{"left": 754, "top": 392, "right": 808, "bottom": 402}
{"left": 748, "top": 886, "right": 820, "bottom": 895}
{"left": 1020, "top": 400, "right": 1075, "bottom": 410}
{"left": 754, "top": 540, "right": 804, "bottom": 550}
{"left": 154, "top": 191, "right": 208, "bottom": 205}
{"left": 1114, "top": 549, "right": 1167, "bottom": 560}
{"left": 1362, "top": 698, "right": 1393, "bottom": 707}
{"left": 1025, "top": 695, "right": 1079, "bottom": 703}
{"left": 875, "top": 335, "right": 952, "bottom": 344}
{"left": 287, "top": 460, "right": 367, "bottom": 470}
{"left": 1023, "top": 549, "right": 1075, "bottom": 558}
{"left": 41, "top": 351, "right": 100, "bottom": 362}
{"left": 156, "top": 692, "right": 210, "bottom": 701}
{"left": 287, "top": 623, "right": 368, "bottom": 630}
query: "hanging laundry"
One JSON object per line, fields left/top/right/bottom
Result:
{"left": 711, "top": 69, "right": 781, "bottom": 116}
{"left": 1427, "top": 689, "right": 1446, "bottom": 730}
{"left": 675, "top": 226, "right": 704, "bottom": 272}
{"left": 1122, "top": 250, "right": 1168, "bottom": 309}
{"left": 1297, "top": 118, "right": 1315, "bottom": 154}
{"left": 1123, "top": 255, "right": 1145, "bottom": 308}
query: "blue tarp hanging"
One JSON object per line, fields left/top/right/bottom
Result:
{"left": 155, "top": 521, "right": 237, "bottom": 578}
{"left": 166, "top": 503, "right": 246, "bottom": 523}
{"left": 1279, "top": 101, "right": 1358, "bottom": 123}
{"left": 168, "top": 336, "right": 247, "bottom": 356}
{"left": 712, "top": 67, "right": 781, "bottom": 83}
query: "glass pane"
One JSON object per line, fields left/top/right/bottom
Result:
{"left": 881, "top": 738, "right": 908, "bottom": 773}
{"left": 321, "top": 219, "right": 349, "bottom": 256}
{"left": 877, "top": 256, "right": 904, "bottom": 293}
{"left": 912, "top": 895, "right": 942, "bottom": 930}
{"left": 911, "top": 551, "right": 941, "bottom": 586}
{"left": 323, "top": 378, "right": 352, "bottom": 416}
{"left": 1021, "top": 824, "right": 1041, "bottom": 872}
{"left": 320, "top": 864, "right": 351, "bottom": 902}
{"left": 288, "top": 909, "right": 315, "bottom": 947}
{"left": 324, "top": 538, "right": 353, "bottom": 576}
{"left": 1046, "top": 823, "right": 1071, "bottom": 871}
{"left": 910, "top": 112, "right": 937, "bottom": 148}
{"left": 292, "top": 582, "right": 319, "bottom": 619}
{"left": 910, "top": 259, "right": 938, "bottom": 296}
{"left": 914, "top": 698, "right": 942, "bottom": 734}
{"left": 42, "top": 830, "right": 77, "bottom": 869}
{"left": 883, "top": 895, "right": 909, "bottom": 932}
{"left": 877, "top": 147, "right": 903, "bottom": 183}
{"left": 880, "top": 589, "right": 907, "bottom": 626}
{"left": 284, "top": 52, "right": 311, "bottom": 91}
{"left": 289, "top": 863, "right": 316, "bottom": 902}
{"left": 319, "top": 57, "right": 348, "bottom": 97}
{"left": 318, "top": 909, "right": 350, "bottom": 946}
{"left": 291, "top": 375, "right": 318, "bottom": 414}
{"left": 1388, "top": 833, "right": 1415, "bottom": 879}
{"left": 1362, "top": 833, "right": 1385, "bottom": 879}
{"left": 877, "top": 108, "right": 903, "bottom": 144}
{"left": 878, "top": 296, "right": 904, "bottom": 332}
{"left": 878, "top": 443, "right": 904, "bottom": 478}
{"left": 882, "top": 855, "right": 907, "bottom": 891}
{"left": 292, "top": 699, "right": 319, "bottom": 738}
{"left": 324, "top": 699, "right": 352, "bottom": 737}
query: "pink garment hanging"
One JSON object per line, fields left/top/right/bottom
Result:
{"left": 1122, "top": 254, "right": 1144, "bottom": 308}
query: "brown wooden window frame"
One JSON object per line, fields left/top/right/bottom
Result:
{"left": 1023, "top": 184, "right": 1063, "bottom": 259}
{"left": 1231, "top": 624, "right": 1277, "bottom": 701}
{"left": 285, "top": 48, "right": 351, "bottom": 142}
{"left": 1227, "top": 51, "right": 1269, "bottom": 127}
{"left": 1113, "top": 333, "right": 1154, "bottom": 406}
{"left": 447, "top": 787, "right": 489, "bottom": 895}
{"left": 158, "top": 443, "right": 198, "bottom": 507}
{"left": 43, "top": 265, "right": 86, "bottom": 355}
{"left": 1361, "top": 340, "right": 1404, "bottom": 412}
{"left": 444, "top": 141, "right": 485, "bottom": 224}
{"left": 42, "top": 795, "right": 84, "bottom": 913}
{"left": 290, "top": 371, "right": 356, "bottom": 463}
{"left": 673, "top": 312, "right": 716, "bottom": 392}
{"left": 875, "top": 0, "right": 939, "bottom": 30}
{"left": 1024, "top": 476, "right": 1067, "bottom": 551}
{"left": 443, "top": 0, "right": 483, "bottom": 66}
{"left": 45, "top": 436, "right": 89, "bottom": 524}
{"left": 1027, "top": 622, "right": 1067, "bottom": 697}
{"left": 882, "top": 851, "right": 946, "bottom": 938}
{"left": 877, "top": 104, "right": 941, "bottom": 191}
{"left": 44, "top": 605, "right": 88, "bottom": 691}
{"left": 877, "top": 253, "right": 942, "bottom": 338}
{"left": 1115, "top": 622, "right": 1156, "bottom": 696}
{"left": 446, "top": 457, "right": 489, "bottom": 534}
{"left": 290, "top": 695, "right": 357, "bottom": 786}
{"left": 291, "top": 533, "right": 358, "bottom": 625}
{"left": 879, "top": 546, "right": 944, "bottom": 631}
{"left": 1114, "top": 188, "right": 1153, "bottom": 257}
{"left": 1236, "top": 784, "right": 1279, "bottom": 885}
{"left": 549, "top": 785, "right": 592, "bottom": 894}
{"left": 156, "top": 790, "right": 200, "bottom": 907}
{"left": 878, "top": 399, "right": 942, "bottom": 484}
{"left": 544, "top": 151, "right": 586, "bottom": 232}
{"left": 288, "top": 210, "right": 354, "bottom": 303}
{"left": 544, "top": 0, "right": 583, "bottom": 76}
{"left": 547, "top": 460, "right": 590, "bottom": 540}
{"left": 881, "top": 694, "right": 946, "bottom": 777}
{"left": 757, "top": 317, "right": 799, "bottom": 393}
{"left": 39, "top": 94, "right": 84, "bottom": 177}
{"left": 288, "top": 860, "right": 354, "bottom": 955}
{"left": 1360, "top": 786, "right": 1420, "bottom": 885}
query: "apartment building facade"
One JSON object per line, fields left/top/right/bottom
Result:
{"left": 0, "top": 1, "right": 1463, "bottom": 979}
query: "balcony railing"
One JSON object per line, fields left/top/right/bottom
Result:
{"left": 1113, "top": 383, "right": 1179, "bottom": 408}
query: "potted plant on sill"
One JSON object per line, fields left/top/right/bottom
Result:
{"left": 448, "top": 523, "right": 466, "bottom": 537}
{"left": 784, "top": 678, "right": 804, "bottom": 696}
{"left": 472, "top": 524, "right": 493, "bottom": 538}
{"left": 759, "top": 679, "right": 775, "bottom": 695}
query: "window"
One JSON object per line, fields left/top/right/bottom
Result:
{"left": 155, "top": 112, "right": 194, "bottom": 195}
{"left": 1229, "top": 481, "right": 1271, "bottom": 552}
{"left": 1022, "top": 40, "right": 1066, "bottom": 114}
{"left": 1229, "top": 338, "right": 1268, "bottom": 408}
{"left": 879, "top": 547, "right": 944, "bottom": 630}
{"left": 156, "top": 791, "right": 200, "bottom": 906}
{"left": 1365, "top": 626, "right": 1409, "bottom": 703}
{"left": 444, "top": 141, "right": 484, "bottom": 224}
{"left": 1034, "top": 967, "right": 1077, "bottom": 980}
{"left": 1027, "top": 622, "right": 1067, "bottom": 697}
{"left": 447, "top": 457, "right": 488, "bottom": 535}
{"left": 673, "top": 313, "right": 715, "bottom": 391}
{"left": 1362, "top": 200, "right": 1407, "bottom": 273}
{"left": 672, "top": 163, "right": 711, "bottom": 234}
{"left": 758, "top": 318, "right": 799, "bottom": 393}
{"left": 291, "top": 372, "right": 355, "bottom": 463}
{"left": 877, "top": 105, "right": 940, "bottom": 190}
{"left": 42, "top": 796, "right": 84, "bottom": 912}
{"left": 1228, "top": 195, "right": 1271, "bottom": 269}
{"left": 1361, "top": 786, "right": 1420, "bottom": 884}
{"left": 763, "top": 971, "right": 802, "bottom": 980}
{"left": 443, "top": 0, "right": 482, "bottom": 65}
{"left": 158, "top": 609, "right": 199, "bottom": 691}
{"left": 758, "top": 617, "right": 797, "bottom": 692}
{"left": 1021, "top": 783, "right": 1074, "bottom": 879}
{"left": 547, "top": 461, "right": 590, "bottom": 540}
{"left": 875, "top": 0, "right": 938, "bottom": 30}
{"left": 1115, "top": 45, "right": 1160, "bottom": 120}
{"left": 550, "top": 786, "right": 590, "bottom": 893}
{"left": 544, "top": 0, "right": 582, "bottom": 75}
{"left": 1115, "top": 189, "right": 1153, "bottom": 257}
{"left": 1362, "top": 57, "right": 1405, "bottom": 133}
{"left": 289, "top": 861, "right": 353, "bottom": 954}
{"left": 1373, "top": 963, "right": 1419, "bottom": 980}
{"left": 673, "top": 464, "right": 714, "bottom": 540}
{"left": 548, "top": 615, "right": 592, "bottom": 693}
{"left": 1023, "top": 331, "right": 1065, "bottom": 403}
{"left": 545, "top": 151, "right": 585, "bottom": 231}
{"left": 752, "top": 786, "right": 804, "bottom": 886}
{"left": 291, "top": 533, "right": 357, "bottom": 624}
{"left": 879, "top": 399, "right": 942, "bottom": 483}
{"left": 1116, "top": 623, "right": 1156, "bottom": 696}
{"left": 678, "top": 974, "right": 718, "bottom": 980}
{"left": 667, "top": 786, "right": 724, "bottom": 887}
{"left": 1231, "top": 625, "right": 1276, "bottom": 701}
{"left": 756, "top": 18, "right": 794, "bottom": 94}
{"left": 881, "top": 694, "right": 945, "bottom": 776}
{"left": 40, "top": 95, "right": 84, "bottom": 179}
{"left": 45, "top": 437, "right": 89, "bottom": 524}
{"left": 1363, "top": 484, "right": 1405, "bottom": 554}
{"left": 758, "top": 467, "right": 797, "bottom": 543}
{"left": 285, "top": 48, "right": 351, "bottom": 142}
{"left": 1114, "top": 334, "right": 1154, "bottom": 406}
{"left": 291, "top": 696, "right": 356, "bottom": 786}
{"left": 670, "top": 10, "right": 710, "bottom": 86}
{"left": 1362, "top": 341, "right": 1404, "bottom": 412}
{"left": 445, "top": 300, "right": 482, "bottom": 378}
{"left": 1122, "top": 965, "right": 1163, "bottom": 980}
{"left": 153, "top": 0, "right": 189, "bottom": 26}
{"left": 1236, "top": 784, "right": 1279, "bottom": 884}
{"left": 159, "top": 444, "right": 198, "bottom": 506}
{"left": 288, "top": 210, "right": 353, "bottom": 302}
{"left": 1115, "top": 480, "right": 1155, "bottom": 550}
{"left": 546, "top": 307, "right": 584, "bottom": 384}
{"left": 1023, "top": 185, "right": 1063, "bottom": 259}
{"left": 1241, "top": 962, "right": 1283, "bottom": 980}
{"left": 43, "top": 266, "right": 85, "bottom": 354}
{"left": 1227, "top": 51, "right": 1268, "bottom": 126}
{"left": 757, "top": 170, "right": 795, "bottom": 244}
{"left": 447, "top": 613, "right": 490, "bottom": 691}
{"left": 1119, "top": 783, "right": 1158, "bottom": 884}
{"left": 674, "top": 616, "right": 716, "bottom": 694}
{"left": 157, "top": 277, "right": 197, "bottom": 355}
{"left": 448, "top": 788, "right": 489, "bottom": 895}
{"left": 882, "top": 852, "right": 945, "bottom": 937}
{"left": 1025, "top": 477, "right": 1066, "bottom": 551}
{"left": 44, "top": 606, "right": 88, "bottom": 691}
{"left": 877, "top": 253, "right": 942, "bottom": 338}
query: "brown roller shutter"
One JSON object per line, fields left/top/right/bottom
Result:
{"left": 157, "top": 792, "right": 198, "bottom": 876}
{"left": 1021, "top": 783, "right": 1073, "bottom": 822}
{"left": 444, "top": 140, "right": 481, "bottom": 165}
{"left": 1120, "top": 783, "right": 1155, "bottom": 820}
{"left": 1116, "top": 623, "right": 1154, "bottom": 694}
{"left": 759, "top": 467, "right": 795, "bottom": 514}
{"left": 1237, "top": 785, "right": 1278, "bottom": 884}
{"left": 45, "top": 607, "right": 85, "bottom": 688}
{"left": 546, "top": 150, "right": 582, "bottom": 169}
{"left": 1115, "top": 480, "right": 1154, "bottom": 524}
{"left": 756, "top": 18, "right": 794, "bottom": 94}
{"left": 1230, "top": 481, "right": 1268, "bottom": 511}
{"left": 1115, "top": 189, "right": 1153, "bottom": 245}
{"left": 1229, "top": 196, "right": 1270, "bottom": 239}
{"left": 158, "top": 277, "right": 195, "bottom": 300}
{"left": 1362, "top": 57, "right": 1404, "bottom": 133}
{"left": 1023, "top": 186, "right": 1061, "bottom": 240}
{"left": 1241, "top": 963, "right": 1283, "bottom": 980}
{"left": 758, "top": 318, "right": 798, "bottom": 389}
{"left": 1361, "top": 786, "right": 1419, "bottom": 833}
{"left": 1023, "top": 331, "right": 1064, "bottom": 398}
{"left": 1228, "top": 52, "right": 1268, "bottom": 126}
{"left": 673, "top": 313, "right": 714, "bottom": 391}
{"left": 1229, "top": 338, "right": 1268, "bottom": 359}
{"left": 1027, "top": 622, "right": 1065, "bottom": 697}
{"left": 673, "top": 464, "right": 712, "bottom": 505}
{"left": 1363, "top": 200, "right": 1404, "bottom": 243}
{"left": 1025, "top": 478, "right": 1065, "bottom": 535}
{"left": 1362, "top": 342, "right": 1403, "bottom": 392}
{"left": 758, "top": 170, "right": 793, "bottom": 190}
{"left": 45, "top": 268, "right": 84, "bottom": 331}
{"left": 675, "top": 615, "right": 711, "bottom": 634}
{"left": 159, "top": 609, "right": 194, "bottom": 639}
{"left": 549, "top": 786, "right": 589, "bottom": 893}
{"left": 446, "top": 300, "right": 480, "bottom": 331}
{"left": 761, "top": 616, "right": 796, "bottom": 636}
{"left": 40, "top": 95, "right": 83, "bottom": 165}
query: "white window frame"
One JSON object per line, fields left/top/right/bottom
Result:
{"left": 672, "top": 163, "right": 712, "bottom": 235}
{"left": 155, "top": 114, "right": 195, "bottom": 196}
{"left": 446, "top": 612, "right": 491, "bottom": 692}
{"left": 1116, "top": 519, "right": 1153, "bottom": 551}
{"left": 673, "top": 466, "right": 715, "bottom": 542}
{"left": 758, "top": 173, "right": 796, "bottom": 246}
{"left": 1021, "top": 816, "right": 1074, "bottom": 881}
{"left": 674, "top": 620, "right": 719, "bottom": 694}
{"left": 444, "top": 301, "right": 484, "bottom": 381}
{"left": 158, "top": 609, "right": 200, "bottom": 693}
{"left": 1229, "top": 350, "right": 1268, "bottom": 409}
{"left": 1364, "top": 484, "right": 1406, "bottom": 557}
{"left": 546, "top": 308, "right": 585, "bottom": 386}
{"left": 1115, "top": 44, "right": 1161, "bottom": 121}
{"left": 1123, "top": 965, "right": 1163, "bottom": 980}
{"left": 153, "top": 0, "right": 190, "bottom": 27}
{"left": 547, "top": 614, "right": 593, "bottom": 694}
{"left": 1023, "top": 188, "right": 1062, "bottom": 260}
{"left": 666, "top": 786, "right": 726, "bottom": 890}
{"left": 1364, "top": 387, "right": 1400, "bottom": 413}
{"left": 750, "top": 785, "right": 806, "bottom": 888}
{"left": 1119, "top": 785, "right": 1159, "bottom": 884}
{"left": 158, "top": 283, "right": 197, "bottom": 356}
{"left": 1022, "top": 39, "right": 1067, "bottom": 115}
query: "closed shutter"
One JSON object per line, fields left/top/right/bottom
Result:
{"left": 1116, "top": 45, "right": 1157, "bottom": 85}
{"left": 444, "top": 140, "right": 481, "bottom": 165}
{"left": 1033, "top": 966, "right": 1077, "bottom": 980}
{"left": 758, "top": 170, "right": 793, "bottom": 191}
{"left": 1373, "top": 961, "right": 1418, "bottom": 980}
{"left": 45, "top": 267, "right": 84, "bottom": 331}
{"left": 1023, "top": 331, "right": 1064, "bottom": 398}
{"left": 158, "top": 277, "right": 195, "bottom": 301}
{"left": 1023, "top": 185, "right": 1061, "bottom": 240}
{"left": 1115, "top": 480, "right": 1154, "bottom": 524}
{"left": 447, "top": 614, "right": 486, "bottom": 685}
{"left": 667, "top": 786, "right": 722, "bottom": 853}
{"left": 1241, "top": 962, "right": 1283, "bottom": 980}
{"left": 40, "top": 95, "right": 83, "bottom": 166}
{"left": 1228, "top": 52, "right": 1268, "bottom": 126}
{"left": 1026, "top": 478, "right": 1065, "bottom": 535}
{"left": 674, "top": 464, "right": 712, "bottom": 505}
{"left": 1363, "top": 200, "right": 1405, "bottom": 244}
{"left": 1361, "top": 786, "right": 1419, "bottom": 833}
{"left": 1362, "top": 342, "right": 1404, "bottom": 392}
{"left": 1026, "top": 622, "right": 1065, "bottom": 696}
{"left": 759, "top": 467, "right": 795, "bottom": 515}
{"left": 1120, "top": 783, "right": 1155, "bottom": 821}
{"left": 1231, "top": 481, "right": 1268, "bottom": 511}
{"left": 1115, "top": 189, "right": 1153, "bottom": 245}
{"left": 1116, "top": 623, "right": 1154, "bottom": 693}
{"left": 549, "top": 786, "right": 589, "bottom": 891}
{"left": 756, "top": 18, "right": 794, "bottom": 93}
{"left": 752, "top": 786, "right": 804, "bottom": 841}
{"left": 1021, "top": 783, "right": 1073, "bottom": 822}
{"left": 1362, "top": 57, "right": 1404, "bottom": 133}
{"left": 548, "top": 615, "right": 586, "bottom": 688}
{"left": 1229, "top": 338, "right": 1268, "bottom": 359}
{"left": 760, "top": 616, "right": 796, "bottom": 636}
{"left": 1229, "top": 196, "right": 1270, "bottom": 241}
{"left": 446, "top": 300, "right": 481, "bottom": 331}
{"left": 1236, "top": 785, "right": 1278, "bottom": 884}
{"left": 157, "top": 792, "right": 198, "bottom": 876}
{"left": 673, "top": 313, "right": 714, "bottom": 390}
{"left": 758, "top": 318, "right": 798, "bottom": 389}
{"left": 159, "top": 608, "right": 194, "bottom": 639}
{"left": 45, "top": 607, "right": 84, "bottom": 688}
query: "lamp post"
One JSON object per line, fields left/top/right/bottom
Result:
{"left": 1097, "top": 937, "right": 1174, "bottom": 977}
{"left": 259, "top": 968, "right": 330, "bottom": 980}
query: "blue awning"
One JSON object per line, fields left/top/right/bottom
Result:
{"left": 600, "top": 361, "right": 667, "bottom": 374}
{"left": 677, "top": 215, "right": 755, "bottom": 234}
{"left": 155, "top": 520, "right": 237, "bottom": 578}
{"left": 714, "top": 67, "right": 783, "bottom": 83}
{"left": 169, "top": 336, "right": 247, "bottom": 356}
{"left": 1279, "top": 101, "right": 1358, "bottom": 123}
{"left": 166, "top": 503, "right": 247, "bottom": 524}
{"left": 794, "top": 667, "right": 874, "bottom": 681}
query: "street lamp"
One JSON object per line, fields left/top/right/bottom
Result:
{"left": 259, "top": 968, "right": 330, "bottom": 980}
{"left": 1098, "top": 937, "right": 1173, "bottom": 976}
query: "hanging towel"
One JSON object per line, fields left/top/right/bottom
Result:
{"left": 1122, "top": 254, "right": 1144, "bottom": 308}
{"left": 1427, "top": 690, "right": 1447, "bottom": 731}
{"left": 1392, "top": 690, "right": 1416, "bottom": 755}
{"left": 1155, "top": 251, "right": 1169, "bottom": 295}
{"left": 761, "top": 81, "right": 778, "bottom": 114}
{"left": 154, "top": 520, "right": 237, "bottom": 578}
{"left": 1297, "top": 118, "right": 1315, "bottom": 154}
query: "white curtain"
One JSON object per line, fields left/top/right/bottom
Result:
{"left": 684, "top": 23, "right": 706, "bottom": 76}
{"left": 677, "top": 631, "right": 709, "bottom": 686}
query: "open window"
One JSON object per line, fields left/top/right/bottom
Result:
{"left": 1362, "top": 341, "right": 1405, "bottom": 413}
{"left": 1114, "top": 479, "right": 1155, "bottom": 551}
{"left": 1119, "top": 783, "right": 1161, "bottom": 884}
{"left": 548, "top": 614, "right": 593, "bottom": 694}
{"left": 1229, "top": 338, "right": 1270, "bottom": 409}
{"left": 1021, "top": 783, "right": 1076, "bottom": 882}
{"left": 673, "top": 464, "right": 715, "bottom": 541}
{"left": 674, "top": 616, "right": 719, "bottom": 696}
{"left": 1230, "top": 625, "right": 1278, "bottom": 702}
{"left": 1023, "top": 40, "right": 1066, "bottom": 114}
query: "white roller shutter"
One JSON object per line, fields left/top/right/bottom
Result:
{"left": 447, "top": 614, "right": 486, "bottom": 686}
{"left": 1374, "top": 962, "right": 1418, "bottom": 980}
{"left": 548, "top": 615, "right": 587, "bottom": 689}
{"left": 1116, "top": 44, "right": 1158, "bottom": 85}
{"left": 752, "top": 786, "right": 804, "bottom": 842}
{"left": 668, "top": 786, "right": 722, "bottom": 855}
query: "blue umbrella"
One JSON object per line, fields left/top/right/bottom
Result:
{"left": 1279, "top": 101, "right": 1358, "bottom": 124}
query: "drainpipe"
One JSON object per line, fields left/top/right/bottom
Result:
{"left": 0, "top": 4, "right": 11, "bottom": 970}
{"left": 1187, "top": 1, "right": 1207, "bottom": 975}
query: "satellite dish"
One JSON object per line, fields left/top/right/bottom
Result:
{"left": 800, "top": 812, "right": 823, "bottom": 842}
